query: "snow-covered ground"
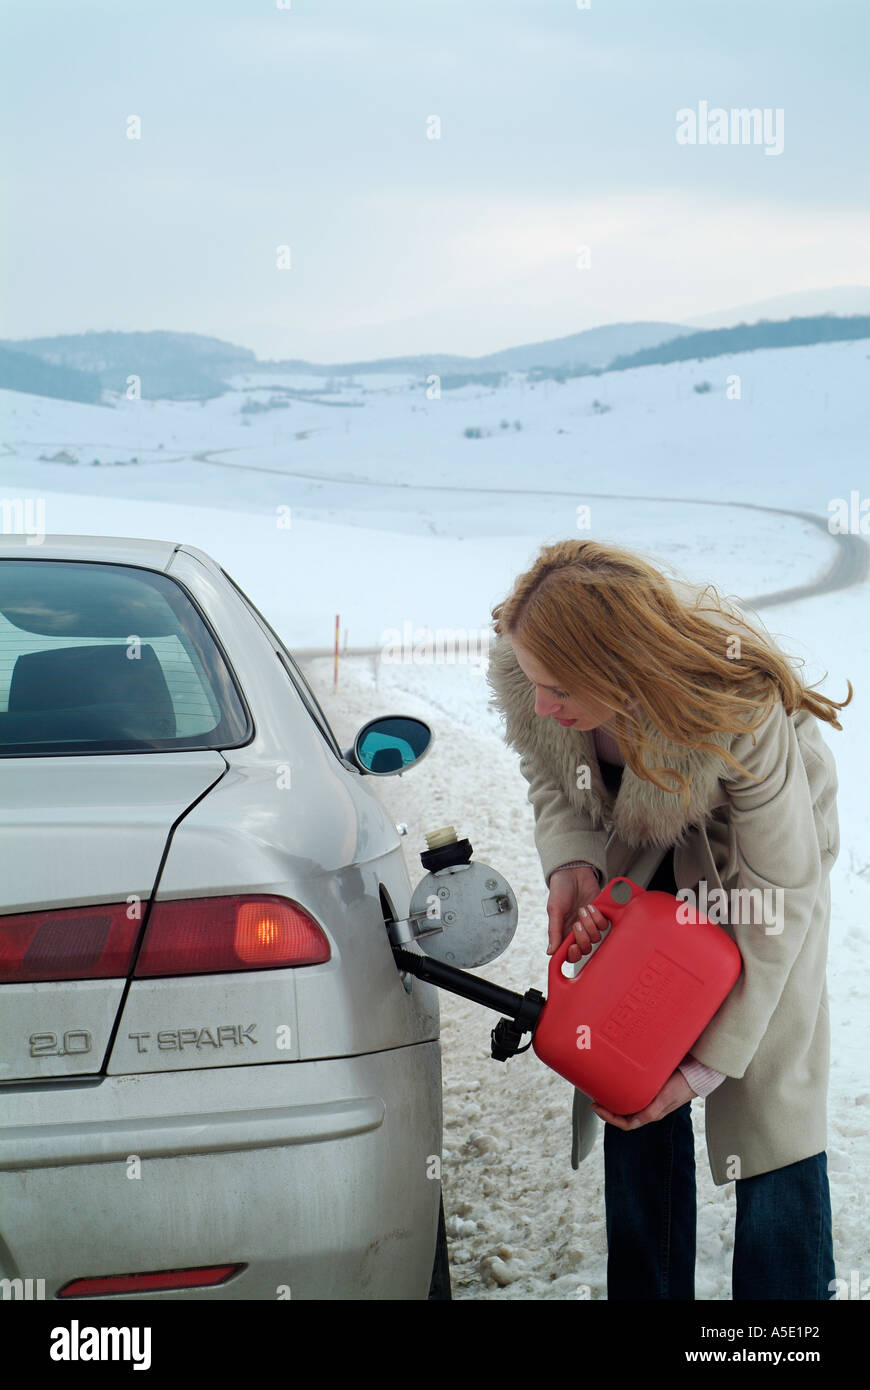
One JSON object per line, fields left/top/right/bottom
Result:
{"left": 0, "top": 336, "right": 867, "bottom": 1297}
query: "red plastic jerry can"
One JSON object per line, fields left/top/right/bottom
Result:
{"left": 532, "top": 876, "right": 743, "bottom": 1115}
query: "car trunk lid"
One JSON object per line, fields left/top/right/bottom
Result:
{"left": 0, "top": 753, "right": 226, "bottom": 1081}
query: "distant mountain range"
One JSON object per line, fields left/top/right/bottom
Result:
{"left": 465, "top": 321, "right": 696, "bottom": 371}
{"left": 685, "top": 284, "right": 870, "bottom": 329}
{"left": 0, "top": 330, "right": 258, "bottom": 403}
{"left": 2, "top": 303, "right": 870, "bottom": 406}
{"left": 0, "top": 322, "right": 695, "bottom": 402}
{"left": 608, "top": 314, "right": 870, "bottom": 372}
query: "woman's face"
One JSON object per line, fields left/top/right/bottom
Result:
{"left": 510, "top": 635, "right": 617, "bottom": 730}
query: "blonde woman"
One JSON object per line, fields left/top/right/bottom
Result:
{"left": 486, "top": 539, "right": 851, "bottom": 1301}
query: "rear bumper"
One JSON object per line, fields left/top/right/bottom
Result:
{"left": 0, "top": 1043, "right": 442, "bottom": 1300}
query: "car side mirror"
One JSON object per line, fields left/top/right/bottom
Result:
{"left": 347, "top": 715, "right": 433, "bottom": 775}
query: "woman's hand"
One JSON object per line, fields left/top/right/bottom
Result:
{"left": 546, "top": 864, "right": 611, "bottom": 964}
{"left": 590, "top": 1068, "right": 697, "bottom": 1129}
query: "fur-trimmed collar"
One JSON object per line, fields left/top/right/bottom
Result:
{"left": 485, "top": 625, "right": 737, "bottom": 852}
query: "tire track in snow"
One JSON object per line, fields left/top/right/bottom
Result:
{"left": 209, "top": 450, "right": 866, "bottom": 644}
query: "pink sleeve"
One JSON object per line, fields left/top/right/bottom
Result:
{"left": 678, "top": 1052, "right": 727, "bottom": 1097}
{"left": 551, "top": 860, "right": 604, "bottom": 886}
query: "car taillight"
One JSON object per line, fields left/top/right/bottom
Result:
{"left": 57, "top": 1264, "right": 242, "bottom": 1297}
{"left": 134, "top": 895, "right": 331, "bottom": 976}
{"left": 0, "top": 904, "right": 142, "bottom": 984}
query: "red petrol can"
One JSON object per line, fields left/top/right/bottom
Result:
{"left": 532, "top": 876, "right": 743, "bottom": 1114}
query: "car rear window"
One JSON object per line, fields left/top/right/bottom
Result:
{"left": 0, "top": 559, "right": 251, "bottom": 756}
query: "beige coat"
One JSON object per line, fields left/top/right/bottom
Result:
{"left": 485, "top": 580, "right": 841, "bottom": 1185}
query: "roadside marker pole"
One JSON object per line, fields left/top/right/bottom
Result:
{"left": 334, "top": 614, "right": 340, "bottom": 690}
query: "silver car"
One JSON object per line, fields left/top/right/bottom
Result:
{"left": 0, "top": 535, "right": 455, "bottom": 1301}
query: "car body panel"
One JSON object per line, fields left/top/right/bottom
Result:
{"left": 0, "top": 753, "right": 226, "bottom": 916}
{"left": 0, "top": 1044, "right": 442, "bottom": 1300}
{"left": 0, "top": 534, "right": 445, "bottom": 1298}
{"left": 0, "top": 980, "right": 126, "bottom": 1082}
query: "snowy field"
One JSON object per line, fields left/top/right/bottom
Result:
{"left": 2, "top": 335, "right": 869, "bottom": 643}
{"left": 1, "top": 336, "right": 868, "bottom": 1298}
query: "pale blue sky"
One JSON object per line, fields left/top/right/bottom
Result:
{"left": 2, "top": 0, "right": 868, "bottom": 360}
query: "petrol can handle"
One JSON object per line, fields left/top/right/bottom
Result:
{"left": 589, "top": 875, "right": 646, "bottom": 925}
{"left": 547, "top": 877, "right": 646, "bottom": 994}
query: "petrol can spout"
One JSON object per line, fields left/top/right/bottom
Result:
{"left": 390, "top": 946, "right": 544, "bottom": 1059}
{"left": 391, "top": 946, "right": 541, "bottom": 1022}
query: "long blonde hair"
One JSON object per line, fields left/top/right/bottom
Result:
{"left": 491, "top": 539, "right": 853, "bottom": 798}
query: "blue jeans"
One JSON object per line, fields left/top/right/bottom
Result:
{"left": 603, "top": 1101, "right": 836, "bottom": 1299}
